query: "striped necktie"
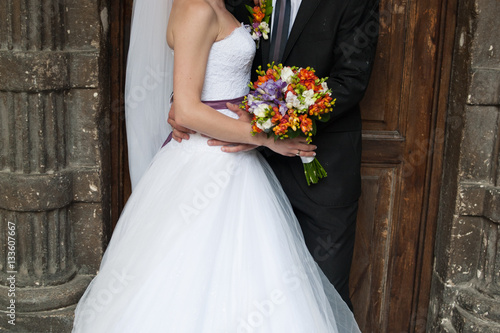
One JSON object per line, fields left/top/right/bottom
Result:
{"left": 269, "top": 0, "right": 291, "bottom": 63}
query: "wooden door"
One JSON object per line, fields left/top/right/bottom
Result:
{"left": 350, "top": 0, "right": 457, "bottom": 331}
{"left": 110, "top": 0, "right": 133, "bottom": 228}
{"left": 109, "top": 0, "right": 458, "bottom": 331}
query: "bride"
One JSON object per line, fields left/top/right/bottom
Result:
{"left": 72, "top": 0, "right": 360, "bottom": 332}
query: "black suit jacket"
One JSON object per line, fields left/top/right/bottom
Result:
{"left": 228, "top": 0, "right": 379, "bottom": 206}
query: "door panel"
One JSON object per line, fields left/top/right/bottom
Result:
{"left": 351, "top": 165, "right": 399, "bottom": 331}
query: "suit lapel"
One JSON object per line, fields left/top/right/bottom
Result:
{"left": 261, "top": 34, "right": 271, "bottom": 66}
{"left": 282, "top": 0, "right": 321, "bottom": 62}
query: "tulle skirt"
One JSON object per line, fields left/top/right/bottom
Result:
{"left": 72, "top": 131, "right": 360, "bottom": 333}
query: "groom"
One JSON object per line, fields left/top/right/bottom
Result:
{"left": 170, "top": 0, "right": 379, "bottom": 310}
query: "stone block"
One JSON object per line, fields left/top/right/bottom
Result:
{"left": 0, "top": 171, "right": 73, "bottom": 211}
{"left": 460, "top": 184, "right": 500, "bottom": 223}
{"left": 66, "top": 89, "right": 103, "bottom": 167}
{"left": 65, "top": 0, "right": 102, "bottom": 50}
{"left": 471, "top": 0, "right": 500, "bottom": 68}
{"left": 69, "top": 52, "right": 100, "bottom": 89}
{"left": 452, "top": 304, "right": 500, "bottom": 333}
{"left": 456, "top": 287, "right": 500, "bottom": 323}
{"left": 0, "top": 51, "right": 70, "bottom": 92}
{"left": 459, "top": 184, "right": 486, "bottom": 216}
{"left": 467, "top": 69, "right": 500, "bottom": 105}
{"left": 72, "top": 168, "right": 104, "bottom": 203}
{"left": 459, "top": 106, "right": 498, "bottom": 183}
{"left": 444, "top": 217, "right": 483, "bottom": 284}
{"left": 71, "top": 202, "right": 108, "bottom": 274}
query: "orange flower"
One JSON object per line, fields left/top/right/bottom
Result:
{"left": 255, "top": 75, "right": 270, "bottom": 88}
{"left": 273, "top": 123, "right": 289, "bottom": 136}
{"left": 287, "top": 113, "right": 300, "bottom": 131}
{"left": 271, "top": 113, "right": 282, "bottom": 124}
{"left": 297, "top": 68, "right": 318, "bottom": 82}
{"left": 303, "top": 80, "right": 315, "bottom": 91}
{"left": 299, "top": 114, "right": 313, "bottom": 134}
{"left": 252, "top": 122, "right": 263, "bottom": 133}
{"left": 252, "top": 7, "right": 265, "bottom": 22}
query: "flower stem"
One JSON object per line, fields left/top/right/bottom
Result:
{"left": 303, "top": 158, "right": 327, "bottom": 186}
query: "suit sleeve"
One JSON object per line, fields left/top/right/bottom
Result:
{"left": 327, "top": 0, "right": 380, "bottom": 121}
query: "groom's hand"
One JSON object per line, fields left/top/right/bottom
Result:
{"left": 167, "top": 104, "right": 196, "bottom": 142}
{"left": 207, "top": 102, "right": 257, "bottom": 153}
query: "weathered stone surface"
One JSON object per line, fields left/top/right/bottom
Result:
{"left": 460, "top": 106, "right": 498, "bottom": 183}
{"left": 429, "top": 0, "right": 500, "bottom": 331}
{"left": 452, "top": 306, "right": 500, "bottom": 333}
{"left": 471, "top": 0, "right": 500, "bottom": 68}
{"left": 467, "top": 69, "right": 500, "bottom": 105}
{"left": 71, "top": 202, "right": 108, "bottom": 274}
{"left": 0, "top": 0, "right": 110, "bottom": 331}
{"left": 0, "top": 275, "right": 92, "bottom": 313}
{"left": 66, "top": 89, "right": 104, "bottom": 167}
{"left": 460, "top": 184, "right": 500, "bottom": 223}
{"left": 456, "top": 287, "right": 500, "bottom": 322}
{"left": 0, "top": 171, "right": 73, "bottom": 211}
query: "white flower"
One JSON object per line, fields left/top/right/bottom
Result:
{"left": 251, "top": 32, "right": 259, "bottom": 41}
{"left": 285, "top": 91, "right": 299, "bottom": 109}
{"left": 321, "top": 81, "right": 329, "bottom": 92}
{"left": 303, "top": 89, "right": 316, "bottom": 108}
{"left": 253, "top": 103, "right": 268, "bottom": 118}
{"left": 280, "top": 67, "right": 295, "bottom": 84}
{"left": 257, "top": 118, "right": 273, "bottom": 132}
{"left": 259, "top": 22, "right": 270, "bottom": 40}
{"left": 247, "top": 95, "right": 256, "bottom": 107}
{"left": 259, "top": 22, "right": 269, "bottom": 30}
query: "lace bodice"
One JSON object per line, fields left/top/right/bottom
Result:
{"left": 166, "top": 25, "right": 256, "bottom": 153}
{"left": 201, "top": 25, "right": 256, "bottom": 101}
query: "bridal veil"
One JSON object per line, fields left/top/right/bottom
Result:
{"left": 125, "top": 0, "right": 174, "bottom": 189}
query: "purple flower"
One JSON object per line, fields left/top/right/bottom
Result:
{"left": 278, "top": 102, "right": 288, "bottom": 116}
{"left": 257, "top": 80, "right": 287, "bottom": 101}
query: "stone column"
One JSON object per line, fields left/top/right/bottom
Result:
{"left": 428, "top": 0, "right": 500, "bottom": 331}
{"left": 0, "top": 0, "right": 110, "bottom": 331}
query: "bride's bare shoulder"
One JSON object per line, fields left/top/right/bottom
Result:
{"left": 168, "top": 0, "right": 219, "bottom": 47}
{"left": 172, "top": 0, "right": 217, "bottom": 26}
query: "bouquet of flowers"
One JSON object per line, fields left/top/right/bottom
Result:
{"left": 241, "top": 63, "right": 336, "bottom": 185}
{"left": 245, "top": 0, "right": 272, "bottom": 48}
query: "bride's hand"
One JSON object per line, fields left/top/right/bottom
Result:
{"left": 265, "top": 136, "right": 317, "bottom": 158}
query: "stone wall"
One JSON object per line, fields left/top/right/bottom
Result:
{"left": 0, "top": 0, "right": 110, "bottom": 331}
{"left": 428, "top": 0, "right": 500, "bottom": 331}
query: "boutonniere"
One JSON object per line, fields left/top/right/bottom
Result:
{"left": 245, "top": 0, "right": 273, "bottom": 48}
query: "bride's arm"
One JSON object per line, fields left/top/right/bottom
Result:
{"left": 170, "top": 1, "right": 315, "bottom": 157}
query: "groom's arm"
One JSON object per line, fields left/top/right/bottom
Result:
{"left": 327, "top": 0, "right": 380, "bottom": 121}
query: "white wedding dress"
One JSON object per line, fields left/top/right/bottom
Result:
{"left": 72, "top": 26, "right": 360, "bottom": 333}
